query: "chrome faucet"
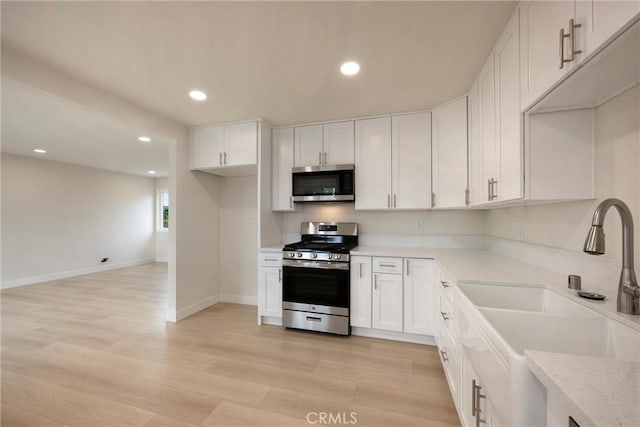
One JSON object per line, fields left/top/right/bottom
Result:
{"left": 584, "top": 198, "right": 640, "bottom": 315}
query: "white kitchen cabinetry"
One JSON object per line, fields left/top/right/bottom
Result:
{"left": 576, "top": 0, "right": 640, "bottom": 56}
{"left": 355, "top": 113, "right": 431, "bottom": 210}
{"left": 294, "top": 122, "right": 355, "bottom": 167}
{"left": 520, "top": 1, "right": 577, "bottom": 109}
{"left": 323, "top": 121, "right": 355, "bottom": 165}
{"left": 350, "top": 256, "right": 372, "bottom": 328}
{"left": 372, "top": 270, "right": 403, "bottom": 332}
{"left": 403, "top": 258, "right": 436, "bottom": 336}
{"left": 190, "top": 121, "right": 258, "bottom": 174}
{"left": 461, "top": 355, "right": 504, "bottom": 427}
{"left": 355, "top": 117, "right": 393, "bottom": 210}
{"left": 467, "top": 82, "right": 484, "bottom": 207}
{"left": 432, "top": 97, "right": 468, "bottom": 209}
{"left": 257, "top": 251, "right": 282, "bottom": 324}
{"left": 272, "top": 127, "right": 295, "bottom": 211}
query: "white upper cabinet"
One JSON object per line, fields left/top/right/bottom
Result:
{"left": 495, "top": 10, "right": 523, "bottom": 203}
{"left": 323, "top": 121, "right": 355, "bottom": 165}
{"left": 478, "top": 55, "right": 497, "bottom": 205}
{"left": 468, "top": 82, "right": 484, "bottom": 207}
{"left": 272, "top": 127, "right": 295, "bottom": 211}
{"left": 392, "top": 112, "right": 432, "bottom": 210}
{"left": 355, "top": 117, "right": 393, "bottom": 210}
{"left": 576, "top": 0, "right": 640, "bottom": 58}
{"left": 226, "top": 121, "right": 257, "bottom": 167}
{"left": 294, "top": 125, "right": 324, "bottom": 167}
{"left": 191, "top": 125, "right": 225, "bottom": 169}
{"left": 520, "top": 1, "right": 576, "bottom": 109}
{"left": 432, "top": 97, "right": 468, "bottom": 209}
{"left": 294, "top": 121, "right": 355, "bottom": 167}
{"left": 190, "top": 121, "right": 258, "bottom": 174}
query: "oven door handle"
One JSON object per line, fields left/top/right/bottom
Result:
{"left": 282, "top": 259, "right": 350, "bottom": 270}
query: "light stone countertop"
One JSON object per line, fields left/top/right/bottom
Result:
{"left": 525, "top": 351, "right": 640, "bottom": 427}
{"left": 258, "top": 246, "right": 283, "bottom": 253}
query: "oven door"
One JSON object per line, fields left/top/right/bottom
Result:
{"left": 291, "top": 165, "right": 354, "bottom": 202}
{"left": 282, "top": 260, "right": 350, "bottom": 315}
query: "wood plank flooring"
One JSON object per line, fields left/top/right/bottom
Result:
{"left": 1, "top": 263, "right": 459, "bottom": 426}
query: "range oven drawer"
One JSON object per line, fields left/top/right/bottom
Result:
{"left": 283, "top": 309, "right": 349, "bottom": 336}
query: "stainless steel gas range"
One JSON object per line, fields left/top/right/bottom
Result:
{"left": 282, "top": 222, "right": 358, "bottom": 336}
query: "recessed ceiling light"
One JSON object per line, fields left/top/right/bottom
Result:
{"left": 138, "top": 136, "right": 151, "bottom": 143}
{"left": 189, "top": 90, "right": 207, "bottom": 101}
{"left": 147, "top": 170, "right": 157, "bottom": 175}
{"left": 33, "top": 148, "right": 47, "bottom": 154}
{"left": 340, "top": 61, "right": 360, "bottom": 76}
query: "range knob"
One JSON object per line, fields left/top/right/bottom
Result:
{"left": 289, "top": 252, "right": 295, "bottom": 258}
{"left": 328, "top": 253, "right": 333, "bottom": 260}
{"left": 312, "top": 253, "right": 318, "bottom": 259}
{"left": 296, "top": 252, "right": 303, "bottom": 258}
{"left": 334, "top": 254, "right": 341, "bottom": 260}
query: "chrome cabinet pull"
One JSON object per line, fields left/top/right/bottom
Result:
{"left": 569, "top": 19, "right": 582, "bottom": 61}
{"left": 492, "top": 179, "right": 498, "bottom": 200}
{"left": 431, "top": 192, "right": 436, "bottom": 207}
{"left": 559, "top": 27, "right": 570, "bottom": 69}
{"left": 359, "top": 262, "right": 363, "bottom": 279}
{"left": 323, "top": 152, "right": 327, "bottom": 164}
{"left": 440, "top": 311, "right": 449, "bottom": 321}
{"left": 379, "top": 262, "right": 396, "bottom": 268}
{"left": 319, "top": 152, "right": 322, "bottom": 165}
{"left": 278, "top": 268, "right": 282, "bottom": 282}
{"left": 224, "top": 152, "right": 227, "bottom": 165}
{"left": 387, "top": 194, "right": 391, "bottom": 208}
{"left": 374, "top": 275, "right": 378, "bottom": 290}
{"left": 440, "top": 350, "right": 448, "bottom": 362}
{"left": 289, "top": 196, "right": 293, "bottom": 209}
{"left": 393, "top": 194, "right": 397, "bottom": 208}
{"left": 219, "top": 152, "right": 223, "bottom": 165}
{"left": 487, "top": 179, "right": 492, "bottom": 201}
{"left": 306, "top": 316, "right": 322, "bottom": 322}
{"left": 406, "top": 259, "right": 410, "bottom": 276}
{"left": 474, "top": 380, "right": 487, "bottom": 426}
{"left": 472, "top": 379, "right": 478, "bottom": 416}
{"left": 264, "top": 257, "right": 278, "bottom": 262}
{"left": 465, "top": 189, "right": 470, "bottom": 206}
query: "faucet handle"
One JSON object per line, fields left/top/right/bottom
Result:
{"left": 568, "top": 274, "right": 582, "bottom": 291}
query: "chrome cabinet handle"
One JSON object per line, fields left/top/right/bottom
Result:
{"left": 393, "top": 194, "right": 397, "bottom": 208}
{"left": 431, "top": 192, "right": 436, "bottom": 207}
{"left": 224, "top": 152, "right": 227, "bottom": 165}
{"left": 323, "top": 152, "right": 327, "bottom": 164}
{"left": 474, "top": 381, "right": 487, "bottom": 426}
{"left": 492, "top": 179, "right": 498, "bottom": 200}
{"left": 472, "top": 379, "right": 478, "bottom": 416}
{"left": 290, "top": 196, "right": 293, "bottom": 209}
{"left": 374, "top": 275, "right": 378, "bottom": 290}
{"left": 379, "top": 263, "right": 396, "bottom": 268}
{"left": 406, "top": 259, "right": 410, "bottom": 276}
{"left": 278, "top": 268, "right": 282, "bottom": 282}
{"left": 440, "top": 311, "right": 449, "bottom": 321}
{"left": 319, "top": 152, "right": 322, "bottom": 165}
{"left": 559, "top": 27, "right": 570, "bottom": 69}
{"left": 359, "top": 262, "right": 363, "bottom": 278}
{"left": 387, "top": 194, "right": 391, "bottom": 208}
{"left": 570, "top": 19, "right": 582, "bottom": 59}
{"left": 465, "top": 189, "right": 470, "bottom": 206}
{"left": 440, "top": 280, "right": 449, "bottom": 288}
{"left": 264, "top": 257, "right": 278, "bottom": 262}
{"left": 219, "top": 152, "right": 223, "bottom": 165}
{"left": 440, "top": 350, "right": 448, "bottom": 362}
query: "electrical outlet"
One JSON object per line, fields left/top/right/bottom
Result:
{"left": 416, "top": 219, "right": 424, "bottom": 232}
{"left": 101, "top": 257, "right": 109, "bottom": 263}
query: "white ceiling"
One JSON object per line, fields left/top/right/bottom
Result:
{"left": 1, "top": 1, "right": 516, "bottom": 176}
{"left": 1, "top": 78, "right": 170, "bottom": 177}
{"left": 1, "top": 1, "right": 517, "bottom": 128}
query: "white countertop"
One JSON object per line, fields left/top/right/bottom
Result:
{"left": 259, "top": 246, "right": 282, "bottom": 253}
{"left": 526, "top": 351, "right": 640, "bottom": 427}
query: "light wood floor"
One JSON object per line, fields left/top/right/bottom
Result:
{"left": 1, "top": 263, "right": 459, "bottom": 427}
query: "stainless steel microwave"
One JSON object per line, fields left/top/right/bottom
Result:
{"left": 291, "top": 164, "right": 355, "bottom": 202}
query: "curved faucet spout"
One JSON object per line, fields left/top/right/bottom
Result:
{"left": 583, "top": 198, "right": 639, "bottom": 315}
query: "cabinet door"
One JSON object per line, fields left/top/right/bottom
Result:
{"left": 192, "top": 125, "right": 225, "bottom": 169}
{"left": 468, "top": 82, "right": 484, "bottom": 206}
{"left": 495, "top": 10, "right": 523, "bottom": 203}
{"left": 259, "top": 266, "right": 282, "bottom": 318}
{"left": 294, "top": 125, "right": 324, "bottom": 167}
{"left": 576, "top": 0, "right": 640, "bottom": 57}
{"left": 520, "top": 0, "right": 576, "bottom": 109}
{"left": 324, "top": 121, "right": 355, "bottom": 165}
{"left": 355, "top": 117, "right": 393, "bottom": 210}
{"left": 350, "top": 256, "right": 372, "bottom": 328}
{"left": 461, "top": 357, "right": 502, "bottom": 427}
{"left": 432, "top": 97, "right": 468, "bottom": 209}
{"left": 272, "top": 127, "right": 295, "bottom": 211}
{"left": 226, "top": 121, "right": 257, "bottom": 166}
{"left": 478, "top": 55, "right": 497, "bottom": 204}
{"left": 403, "top": 259, "right": 436, "bottom": 336}
{"left": 392, "top": 112, "right": 432, "bottom": 209}
{"left": 372, "top": 273, "right": 403, "bottom": 332}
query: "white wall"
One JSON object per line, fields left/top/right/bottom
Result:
{"left": 154, "top": 177, "right": 169, "bottom": 263}
{"left": 1, "top": 154, "right": 156, "bottom": 287}
{"left": 486, "top": 86, "right": 640, "bottom": 292}
{"left": 219, "top": 175, "right": 258, "bottom": 304}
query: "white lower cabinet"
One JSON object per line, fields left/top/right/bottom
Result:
{"left": 461, "top": 355, "right": 504, "bottom": 427}
{"left": 350, "top": 256, "right": 436, "bottom": 337}
{"left": 350, "top": 256, "right": 372, "bottom": 328}
{"left": 257, "top": 251, "right": 282, "bottom": 323}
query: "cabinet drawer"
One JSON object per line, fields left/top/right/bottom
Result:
{"left": 438, "top": 270, "right": 455, "bottom": 303}
{"left": 372, "top": 257, "right": 403, "bottom": 274}
{"left": 437, "top": 314, "right": 461, "bottom": 400}
{"left": 259, "top": 252, "right": 282, "bottom": 267}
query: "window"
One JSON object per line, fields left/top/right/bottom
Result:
{"left": 157, "top": 190, "right": 169, "bottom": 231}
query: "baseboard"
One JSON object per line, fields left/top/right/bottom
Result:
{"left": 218, "top": 293, "right": 257, "bottom": 306}
{"left": 166, "top": 295, "right": 219, "bottom": 322}
{"left": 1, "top": 258, "right": 156, "bottom": 289}
{"left": 351, "top": 327, "right": 436, "bottom": 346}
